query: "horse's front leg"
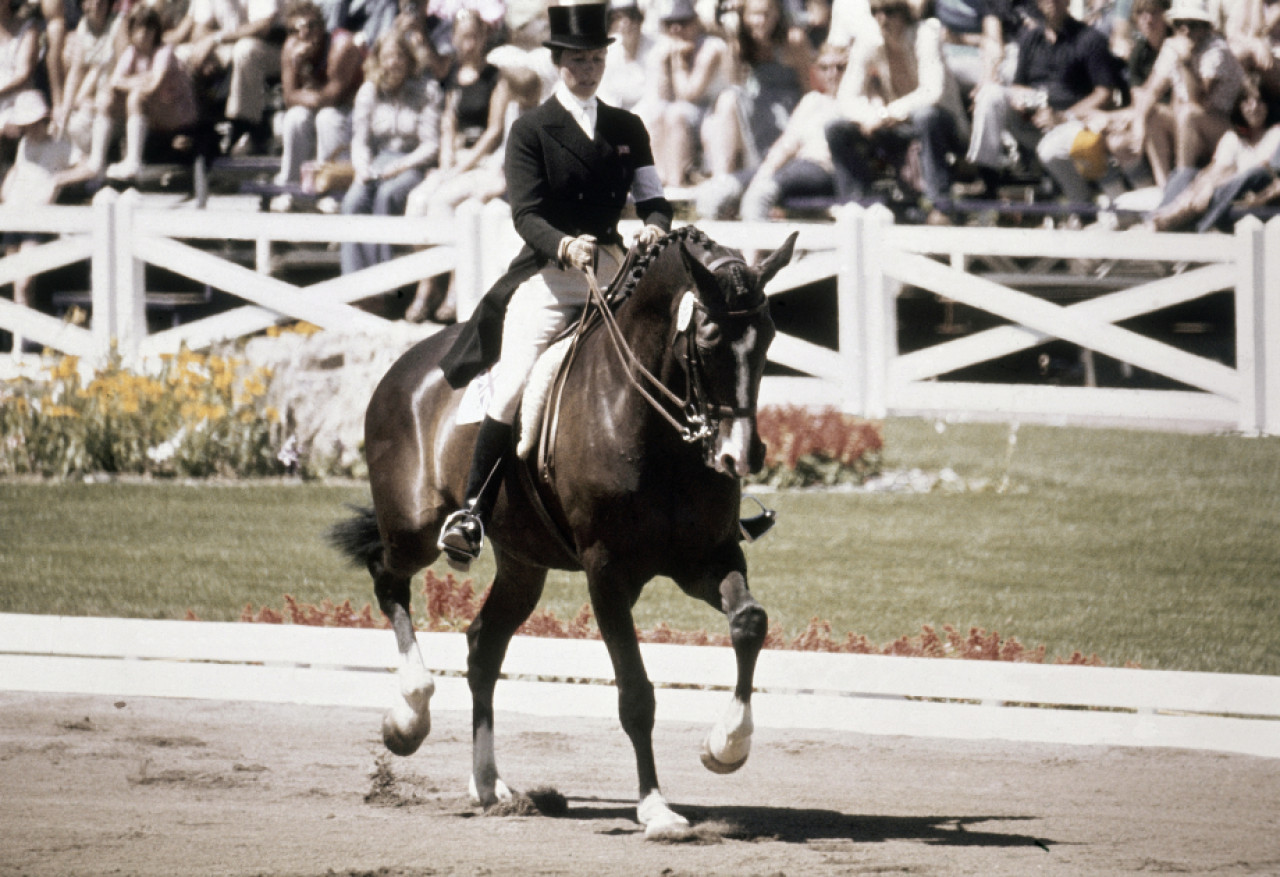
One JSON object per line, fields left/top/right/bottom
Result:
{"left": 374, "top": 567, "right": 435, "bottom": 756}
{"left": 585, "top": 553, "right": 692, "bottom": 840}
{"left": 697, "top": 563, "right": 768, "bottom": 774}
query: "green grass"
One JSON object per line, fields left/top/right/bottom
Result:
{"left": 2, "top": 419, "right": 1278, "bottom": 675}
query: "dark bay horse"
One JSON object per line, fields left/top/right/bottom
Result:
{"left": 330, "top": 226, "right": 797, "bottom": 839}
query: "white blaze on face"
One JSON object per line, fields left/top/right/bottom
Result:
{"left": 713, "top": 325, "right": 758, "bottom": 476}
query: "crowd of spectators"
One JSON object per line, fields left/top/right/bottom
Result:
{"left": 5, "top": 0, "right": 1280, "bottom": 326}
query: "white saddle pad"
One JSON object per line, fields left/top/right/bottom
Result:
{"left": 454, "top": 336, "right": 574, "bottom": 460}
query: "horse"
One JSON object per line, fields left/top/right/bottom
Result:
{"left": 330, "top": 225, "right": 797, "bottom": 839}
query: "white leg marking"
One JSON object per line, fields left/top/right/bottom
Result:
{"left": 381, "top": 641, "right": 435, "bottom": 756}
{"left": 637, "top": 790, "right": 692, "bottom": 840}
{"left": 468, "top": 774, "right": 513, "bottom": 805}
{"left": 701, "top": 695, "right": 753, "bottom": 774}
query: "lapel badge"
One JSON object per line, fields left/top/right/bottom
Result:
{"left": 618, "top": 145, "right": 630, "bottom": 155}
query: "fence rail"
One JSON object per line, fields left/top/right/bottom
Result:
{"left": 1, "top": 614, "right": 1277, "bottom": 759}
{"left": 2, "top": 192, "right": 1276, "bottom": 434}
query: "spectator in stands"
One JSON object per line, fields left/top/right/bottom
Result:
{"left": 105, "top": 5, "right": 202, "bottom": 180}
{"left": 646, "top": 0, "right": 732, "bottom": 186}
{"left": 340, "top": 28, "right": 442, "bottom": 274}
{"left": 934, "top": 0, "right": 987, "bottom": 97}
{"left": 0, "top": 0, "right": 41, "bottom": 144}
{"left": 39, "top": 0, "right": 71, "bottom": 113}
{"left": 272, "top": 0, "right": 363, "bottom": 201}
{"left": 401, "top": 9, "right": 513, "bottom": 322}
{"left": 393, "top": 0, "right": 452, "bottom": 83}
{"left": 1129, "top": 0, "right": 1244, "bottom": 186}
{"left": 1225, "top": 0, "right": 1280, "bottom": 115}
{"left": 1145, "top": 75, "right": 1280, "bottom": 228}
{"left": 53, "top": 0, "right": 120, "bottom": 179}
{"left": 596, "top": 0, "right": 653, "bottom": 114}
{"left": 965, "top": 0, "right": 1122, "bottom": 204}
{"left": 1127, "top": 0, "right": 1172, "bottom": 87}
{"left": 403, "top": 63, "right": 540, "bottom": 323}
{"left": 1, "top": 91, "right": 74, "bottom": 356}
{"left": 703, "top": 0, "right": 811, "bottom": 178}
{"left": 186, "top": 0, "right": 285, "bottom": 154}
{"left": 738, "top": 41, "right": 846, "bottom": 224}
{"left": 339, "top": 0, "right": 400, "bottom": 47}
{"left": 825, "top": 0, "right": 970, "bottom": 220}
{"left": 977, "top": 0, "right": 1044, "bottom": 86}
{"left": 803, "top": 0, "right": 832, "bottom": 47}
{"left": 825, "top": 0, "right": 876, "bottom": 52}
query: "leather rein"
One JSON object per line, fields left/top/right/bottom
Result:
{"left": 579, "top": 252, "right": 763, "bottom": 453}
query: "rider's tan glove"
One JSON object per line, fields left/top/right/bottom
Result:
{"left": 635, "top": 224, "right": 664, "bottom": 249}
{"left": 559, "top": 234, "right": 597, "bottom": 271}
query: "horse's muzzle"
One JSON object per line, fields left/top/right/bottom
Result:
{"left": 714, "top": 418, "right": 759, "bottom": 477}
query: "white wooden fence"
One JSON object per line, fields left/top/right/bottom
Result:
{"left": 2, "top": 192, "right": 1277, "bottom": 434}
{"left": 1, "top": 613, "right": 1277, "bottom": 759}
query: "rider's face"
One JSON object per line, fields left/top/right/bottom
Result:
{"left": 558, "top": 48, "right": 608, "bottom": 99}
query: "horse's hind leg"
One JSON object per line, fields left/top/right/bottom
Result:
{"left": 373, "top": 561, "right": 435, "bottom": 756}
{"left": 466, "top": 547, "right": 546, "bottom": 807}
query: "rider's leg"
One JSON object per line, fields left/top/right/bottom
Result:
{"left": 438, "top": 416, "right": 513, "bottom": 569}
{"left": 438, "top": 247, "right": 626, "bottom": 569}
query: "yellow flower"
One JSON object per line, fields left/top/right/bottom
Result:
{"left": 49, "top": 356, "right": 80, "bottom": 382}
{"left": 45, "top": 404, "right": 80, "bottom": 419}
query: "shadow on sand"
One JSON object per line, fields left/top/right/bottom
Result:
{"left": 561, "top": 797, "right": 1054, "bottom": 849}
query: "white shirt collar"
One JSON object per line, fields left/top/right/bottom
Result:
{"left": 555, "top": 82, "right": 597, "bottom": 138}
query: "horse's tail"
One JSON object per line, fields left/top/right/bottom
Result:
{"left": 326, "top": 504, "right": 383, "bottom": 569}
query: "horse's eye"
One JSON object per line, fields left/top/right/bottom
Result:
{"left": 696, "top": 321, "right": 722, "bottom": 348}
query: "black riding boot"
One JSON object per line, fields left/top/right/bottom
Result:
{"left": 437, "top": 416, "right": 512, "bottom": 571}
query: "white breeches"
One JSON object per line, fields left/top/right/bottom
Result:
{"left": 487, "top": 243, "right": 624, "bottom": 424}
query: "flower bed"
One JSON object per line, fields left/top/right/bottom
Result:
{"left": 228, "top": 570, "right": 1111, "bottom": 666}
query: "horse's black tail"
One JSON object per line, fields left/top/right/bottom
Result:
{"left": 326, "top": 504, "right": 383, "bottom": 570}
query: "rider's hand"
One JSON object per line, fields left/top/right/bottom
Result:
{"left": 635, "top": 224, "right": 664, "bottom": 250}
{"left": 563, "top": 234, "right": 597, "bottom": 271}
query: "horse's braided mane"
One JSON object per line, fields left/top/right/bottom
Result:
{"left": 610, "top": 225, "right": 714, "bottom": 305}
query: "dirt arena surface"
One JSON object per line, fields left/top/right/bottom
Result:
{"left": 1, "top": 691, "right": 1277, "bottom": 876}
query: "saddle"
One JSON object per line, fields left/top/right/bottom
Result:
{"left": 506, "top": 242, "right": 651, "bottom": 565}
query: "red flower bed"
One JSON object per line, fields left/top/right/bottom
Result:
{"left": 224, "top": 570, "right": 1112, "bottom": 666}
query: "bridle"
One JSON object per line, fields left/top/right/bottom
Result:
{"left": 579, "top": 251, "right": 767, "bottom": 460}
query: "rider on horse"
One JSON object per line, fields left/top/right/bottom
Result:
{"left": 435, "top": 0, "right": 674, "bottom": 570}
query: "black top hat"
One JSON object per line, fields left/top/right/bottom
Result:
{"left": 544, "top": 2, "right": 615, "bottom": 50}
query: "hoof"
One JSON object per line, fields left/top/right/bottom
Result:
{"left": 469, "top": 775, "right": 513, "bottom": 807}
{"left": 381, "top": 708, "right": 430, "bottom": 756}
{"left": 381, "top": 672, "right": 434, "bottom": 756}
{"left": 638, "top": 791, "right": 692, "bottom": 841}
{"left": 700, "top": 735, "right": 749, "bottom": 774}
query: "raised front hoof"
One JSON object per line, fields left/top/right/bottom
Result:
{"left": 638, "top": 791, "right": 692, "bottom": 841}
{"left": 381, "top": 710, "right": 430, "bottom": 756}
{"left": 700, "top": 736, "right": 750, "bottom": 774}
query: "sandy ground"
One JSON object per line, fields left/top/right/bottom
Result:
{"left": 1, "top": 691, "right": 1278, "bottom": 877}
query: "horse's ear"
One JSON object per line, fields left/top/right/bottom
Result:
{"left": 755, "top": 231, "right": 798, "bottom": 289}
